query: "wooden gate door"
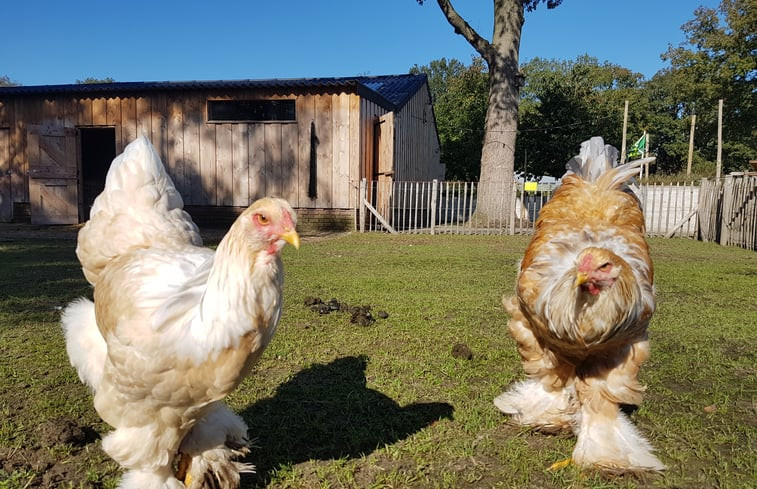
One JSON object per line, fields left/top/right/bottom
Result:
{"left": 28, "top": 125, "right": 79, "bottom": 224}
{"left": 375, "top": 112, "right": 395, "bottom": 222}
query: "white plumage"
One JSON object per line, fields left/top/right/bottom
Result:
{"left": 62, "top": 136, "right": 299, "bottom": 488}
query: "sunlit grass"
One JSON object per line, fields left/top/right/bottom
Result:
{"left": 0, "top": 233, "right": 754, "bottom": 488}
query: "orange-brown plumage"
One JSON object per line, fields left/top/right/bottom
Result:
{"left": 495, "top": 137, "right": 664, "bottom": 472}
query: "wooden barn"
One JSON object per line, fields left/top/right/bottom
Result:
{"left": 0, "top": 74, "right": 443, "bottom": 230}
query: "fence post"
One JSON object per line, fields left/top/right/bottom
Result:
{"left": 359, "top": 178, "right": 367, "bottom": 233}
{"left": 509, "top": 180, "right": 517, "bottom": 235}
{"left": 430, "top": 179, "right": 438, "bottom": 235}
{"left": 719, "top": 174, "right": 734, "bottom": 246}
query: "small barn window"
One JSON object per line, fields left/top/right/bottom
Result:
{"left": 207, "top": 99, "right": 296, "bottom": 122}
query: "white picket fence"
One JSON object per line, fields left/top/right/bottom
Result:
{"left": 358, "top": 178, "right": 700, "bottom": 237}
{"left": 636, "top": 183, "right": 699, "bottom": 237}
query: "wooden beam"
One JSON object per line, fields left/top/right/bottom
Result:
{"left": 665, "top": 207, "right": 698, "bottom": 238}
{"left": 363, "top": 198, "right": 397, "bottom": 234}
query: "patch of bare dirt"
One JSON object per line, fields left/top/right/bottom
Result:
{"left": 0, "top": 415, "right": 107, "bottom": 488}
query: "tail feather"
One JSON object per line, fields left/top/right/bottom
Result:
{"left": 76, "top": 136, "right": 202, "bottom": 285}
{"left": 565, "top": 136, "right": 655, "bottom": 190}
{"left": 62, "top": 298, "right": 105, "bottom": 390}
{"left": 597, "top": 156, "right": 655, "bottom": 191}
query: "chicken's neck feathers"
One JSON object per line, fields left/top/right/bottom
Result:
{"left": 526, "top": 227, "right": 654, "bottom": 349}
{"left": 543, "top": 270, "right": 647, "bottom": 346}
{"left": 153, "top": 230, "right": 282, "bottom": 365}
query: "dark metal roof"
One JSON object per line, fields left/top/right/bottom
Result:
{"left": 0, "top": 74, "right": 428, "bottom": 112}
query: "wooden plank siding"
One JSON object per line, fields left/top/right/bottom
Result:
{"left": 0, "top": 89, "right": 369, "bottom": 215}
{"left": 393, "top": 85, "right": 443, "bottom": 181}
{"left": 11, "top": 99, "right": 28, "bottom": 204}
{"left": 0, "top": 128, "right": 11, "bottom": 221}
{"left": 0, "top": 79, "right": 441, "bottom": 228}
{"left": 296, "top": 94, "right": 316, "bottom": 208}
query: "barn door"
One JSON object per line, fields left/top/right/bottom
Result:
{"left": 375, "top": 112, "right": 395, "bottom": 222}
{"left": 28, "top": 125, "right": 79, "bottom": 224}
{"left": 0, "top": 129, "right": 11, "bottom": 222}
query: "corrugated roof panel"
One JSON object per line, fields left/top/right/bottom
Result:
{"left": 0, "top": 74, "right": 428, "bottom": 111}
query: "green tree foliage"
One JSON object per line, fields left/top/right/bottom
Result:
{"left": 651, "top": 0, "right": 755, "bottom": 173}
{"left": 0, "top": 75, "right": 19, "bottom": 86}
{"left": 412, "top": 58, "right": 488, "bottom": 180}
{"left": 419, "top": 0, "right": 753, "bottom": 180}
{"left": 76, "top": 77, "right": 115, "bottom": 84}
{"left": 517, "top": 56, "right": 645, "bottom": 177}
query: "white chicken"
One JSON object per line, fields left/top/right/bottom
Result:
{"left": 62, "top": 136, "right": 299, "bottom": 489}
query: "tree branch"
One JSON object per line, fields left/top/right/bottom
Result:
{"left": 435, "top": 0, "right": 494, "bottom": 61}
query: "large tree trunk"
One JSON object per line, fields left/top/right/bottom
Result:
{"left": 435, "top": 0, "right": 524, "bottom": 226}
{"left": 478, "top": 1, "right": 522, "bottom": 225}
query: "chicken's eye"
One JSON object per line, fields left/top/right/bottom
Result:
{"left": 255, "top": 213, "right": 269, "bottom": 225}
{"left": 598, "top": 262, "right": 612, "bottom": 272}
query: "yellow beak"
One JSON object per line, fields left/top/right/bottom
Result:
{"left": 574, "top": 271, "right": 589, "bottom": 287}
{"left": 281, "top": 229, "right": 300, "bottom": 249}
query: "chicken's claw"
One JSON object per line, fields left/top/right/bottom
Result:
{"left": 548, "top": 457, "right": 573, "bottom": 471}
{"left": 176, "top": 452, "right": 192, "bottom": 485}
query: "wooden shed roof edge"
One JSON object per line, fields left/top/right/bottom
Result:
{"left": 0, "top": 74, "right": 429, "bottom": 112}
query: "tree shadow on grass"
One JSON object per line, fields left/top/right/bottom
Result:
{"left": 240, "top": 355, "right": 454, "bottom": 487}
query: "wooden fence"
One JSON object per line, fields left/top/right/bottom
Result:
{"left": 636, "top": 182, "right": 699, "bottom": 237}
{"left": 358, "top": 178, "right": 701, "bottom": 238}
{"left": 698, "top": 174, "right": 757, "bottom": 250}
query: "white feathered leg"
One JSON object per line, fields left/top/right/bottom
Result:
{"left": 494, "top": 378, "right": 575, "bottom": 432}
{"left": 572, "top": 341, "right": 665, "bottom": 472}
{"left": 102, "top": 424, "right": 189, "bottom": 488}
{"left": 61, "top": 298, "right": 106, "bottom": 390}
{"left": 179, "top": 402, "right": 255, "bottom": 489}
{"left": 572, "top": 403, "right": 665, "bottom": 472}
{"left": 117, "top": 467, "right": 184, "bottom": 489}
{"left": 63, "top": 302, "right": 187, "bottom": 487}
{"left": 495, "top": 296, "right": 576, "bottom": 432}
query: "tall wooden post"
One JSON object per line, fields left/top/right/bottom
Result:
{"left": 359, "top": 178, "right": 367, "bottom": 232}
{"left": 620, "top": 100, "right": 629, "bottom": 164}
{"left": 643, "top": 130, "right": 650, "bottom": 178}
{"left": 719, "top": 174, "right": 734, "bottom": 245}
{"left": 429, "top": 179, "right": 438, "bottom": 235}
{"left": 716, "top": 99, "right": 723, "bottom": 185}
{"left": 687, "top": 114, "right": 696, "bottom": 177}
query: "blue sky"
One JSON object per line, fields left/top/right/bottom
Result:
{"left": 2, "top": 1, "right": 718, "bottom": 86}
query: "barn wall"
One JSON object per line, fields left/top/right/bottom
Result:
{"left": 393, "top": 85, "right": 443, "bottom": 181}
{"left": 0, "top": 89, "right": 365, "bottom": 224}
{"left": 0, "top": 99, "right": 31, "bottom": 208}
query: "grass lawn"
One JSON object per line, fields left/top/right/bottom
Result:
{"left": 0, "top": 231, "right": 755, "bottom": 489}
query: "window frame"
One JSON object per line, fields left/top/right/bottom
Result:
{"left": 206, "top": 98, "right": 297, "bottom": 124}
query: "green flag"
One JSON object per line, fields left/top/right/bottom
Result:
{"left": 628, "top": 134, "right": 646, "bottom": 159}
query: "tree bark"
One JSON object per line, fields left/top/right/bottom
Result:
{"left": 435, "top": 0, "right": 524, "bottom": 225}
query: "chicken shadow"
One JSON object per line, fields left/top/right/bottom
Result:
{"left": 239, "top": 355, "right": 454, "bottom": 486}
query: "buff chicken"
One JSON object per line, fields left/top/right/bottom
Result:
{"left": 494, "top": 137, "right": 664, "bottom": 472}
{"left": 62, "top": 136, "right": 299, "bottom": 488}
